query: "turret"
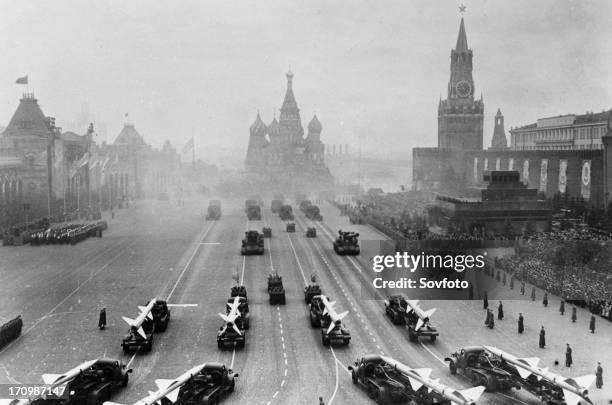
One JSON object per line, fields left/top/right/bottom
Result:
{"left": 489, "top": 108, "right": 508, "bottom": 150}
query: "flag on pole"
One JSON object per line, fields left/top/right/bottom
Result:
{"left": 16, "top": 75, "right": 28, "bottom": 84}
{"left": 182, "top": 137, "right": 194, "bottom": 154}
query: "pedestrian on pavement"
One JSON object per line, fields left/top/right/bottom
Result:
{"left": 531, "top": 287, "right": 536, "bottom": 301}
{"left": 98, "top": 308, "right": 106, "bottom": 330}
{"left": 319, "top": 397, "right": 325, "bottom": 405}
{"left": 539, "top": 326, "right": 546, "bottom": 348}
{"left": 483, "top": 291, "right": 489, "bottom": 310}
{"left": 518, "top": 313, "right": 524, "bottom": 334}
{"left": 485, "top": 309, "right": 491, "bottom": 326}
{"left": 509, "top": 277, "right": 514, "bottom": 289}
{"left": 565, "top": 344, "right": 573, "bottom": 368}
{"left": 589, "top": 315, "right": 596, "bottom": 333}
{"left": 560, "top": 300, "right": 565, "bottom": 315}
{"left": 520, "top": 282, "right": 525, "bottom": 295}
{"left": 596, "top": 362, "right": 603, "bottom": 389}
{"left": 571, "top": 307, "right": 577, "bottom": 323}
{"left": 543, "top": 292, "right": 548, "bottom": 307}
{"left": 498, "top": 301, "right": 504, "bottom": 320}
{"left": 488, "top": 311, "right": 495, "bottom": 329}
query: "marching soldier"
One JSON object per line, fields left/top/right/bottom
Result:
{"left": 518, "top": 313, "right": 524, "bottom": 334}
{"left": 560, "top": 300, "right": 565, "bottom": 315}
{"left": 565, "top": 344, "right": 573, "bottom": 368}
{"left": 483, "top": 291, "right": 489, "bottom": 310}
{"left": 497, "top": 301, "right": 504, "bottom": 320}
{"left": 596, "top": 362, "right": 603, "bottom": 389}
{"left": 543, "top": 292, "right": 548, "bottom": 307}
{"left": 571, "top": 307, "right": 577, "bottom": 323}
{"left": 539, "top": 326, "right": 546, "bottom": 348}
{"left": 98, "top": 308, "right": 107, "bottom": 330}
{"left": 589, "top": 315, "right": 596, "bottom": 333}
{"left": 520, "top": 282, "right": 525, "bottom": 295}
{"left": 531, "top": 287, "right": 536, "bottom": 301}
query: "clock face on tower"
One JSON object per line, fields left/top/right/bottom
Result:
{"left": 456, "top": 80, "right": 472, "bottom": 98}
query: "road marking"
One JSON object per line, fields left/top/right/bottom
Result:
{"left": 199, "top": 242, "right": 221, "bottom": 245}
{"left": 167, "top": 303, "right": 198, "bottom": 307}
{"left": 287, "top": 234, "right": 308, "bottom": 286}
{"left": 419, "top": 342, "right": 446, "bottom": 366}
{"left": 230, "top": 346, "right": 236, "bottom": 369}
{"left": 240, "top": 255, "right": 246, "bottom": 285}
{"left": 126, "top": 351, "right": 139, "bottom": 368}
{"left": 273, "top": 391, "right": 279, "bottom": 398}
{"left": 328, "top": 347, "right": 342, "bottom": 405}
{"left": 166, "top": 222, "right": 215, "bottom": 301}
{"left": 284, "top": 369, "right": 288, "bottom": 376}
{"left": 281, "top": 379, "right": 285, "bottom": 387}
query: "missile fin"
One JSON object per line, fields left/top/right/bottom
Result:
{"left": 407, "top": 376, "right": 423, "bottom": 391}
{"left": 413, "top": 368, "right": 432, "bottom": 380}
{"left": 232, "top": 323, "right": 242, "bottom": 336}
{"left": 336, "top": 311, "right": 349, "bottom": 321}
{"left": 407, "top": 300, "right": 419, "bottom": 307}
{"left": 218, "top": 313, "right": 230, "bottom": 323}
{"left": 515, "top": 365, "right": 532, "bottom": 379}
{"left": 165, "top": 387, "right": 180, "bottom": 403}
{"left": 137, "top": 326, "right": 147, "bottom": 339}
{"left": 415, "top": 318, "right": 424, "bottom": 331}
{"left": 562, "top": 389, "right": 585, "bottom": 405}
{"left": 422, "top": 308, "right": 436, "bottom": 319}
{"left": 326, "top": 322, "right": 336, "bottom": 334}
{"left": 122, "top": 316, "right": 137, "bottom": 327}
{"left": 42, "top": 373, "right": 62, "bottom": 384}
{"left": 138, "top": 305, "right": 148, "bottom": 313}
{"left": 568, "top": 374, "right": 596, "bottom": 390}
{"left": 102, "top": 402, "right": 125, "bottom": 405}
{"left": 458, "top": 386, "right": 486, "bottom": 402}
{"left": 154, "top": 379, "right": 173, "bottom": 391}
{"left": 520, "top": 357, "right": 540, "bottom": 368}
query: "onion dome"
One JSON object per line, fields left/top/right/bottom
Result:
{"left": 308, "top": 114, "right": 322, "bottom": 133}
{"left": 249, "top": 113, "right": 266, "bottom": 135}
{"left": 268, "top": 117, "right": 279, "bottom": 136}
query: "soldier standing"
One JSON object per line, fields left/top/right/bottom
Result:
{"left": 518, "top": 313, "right": 524, "bottom": 334}
{"left": 539, "top": 326, "right": 546, "bottom": 348}
{"left": 483, "top": 291, "right": 489, "bottom": 310}
{"left": 485, "top": 309, "right": 491, "bottom": 326}
{"left": 596, "top": 362, "right": 603, "bottom": 389}
{"left": 543, "top": 292, "right": 548, "bottom": 307}
{"left": 98, "top": 308, "right": 107, "bottom": 330}
{"left": 319, "top": 397, "right": 325, "bottom": 405}
{"left": 560, "top": 300, "right": 565, "bottom": 315}
{"left": 509, "top": 277, "right": 514, "bottom": 290}
{"left": 488, "top": 311, "right": 495, "bottom": 329}
{"left": 498, "top": 301, "right": 504, "bottom": 320}
{"left": 520, "top": 282, "right": 525, "bottom": 295}
{"left": 565, "top": 344, "right": 573, "bottom": 368}
{"left": 571, "top": 307, "right": 577, "bottom": 323}
{"left": 589, "top": 315, "right": 596, "bottom": 333}
{"left": 531, "top": 287, "right": 536, "bottom": 301}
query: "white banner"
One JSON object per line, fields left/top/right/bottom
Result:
{"left": 558, "top": 159, "right": 567, "bottom": 193}
{"left": 539, "top": 159, "right": 548, "bottom": 193}
{"left": 523, "top": 160, "right": 529, "bottom": 184}
{"left": 581, "top": 160, "right": 591, "bottom": 199}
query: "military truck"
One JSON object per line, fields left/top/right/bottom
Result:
{"left": 309, "top": 295, "right": 328, "bottom": 328}
{"left": 150, "top": 299, "right": 171, "bottom": 332}
{"left": 271, "top": 199, "right": 283, "bottom": 213}
{"left": 31, "top": 359, "right": 132, "bottom": 405}
{"left": 246, "top": 205, "right": 262, "bottom": 220}
{"left": 384, "top": 295, "right": 408, "bottom": 325}
{"left": 121, "top": 318, "right": 154, "bottom": 353}
{"left": 230, "top": 285, "right": 247, "bottom": 300}
{"left": 227, "top": 296, "right": 250, "bottom": 329}
{"left": 278, "top": 204, "right": 294, "bottom": 220}
{"left": 206, "top": 200, "right": 222, "bottom": 220}
{"left": 333, "top": 230, "right": 360, "bottom": 255}
{"left": 286, "top": 223, "right": 296, "bottom": 232}
{"left": 304, "top": 284, "right": 322, "bottom": 304}
{"left": 349, "top": 355, "right": 451, "bottom": 404}
{"left": 445, "top": 347, "right": 520, "bottom": 392}
{"left": 158, "top": 363, "right": 238, "bottom": 405}
{"left": 299, "top": 200, "right": 312, "bottom": 212}
{"left": 217, "top": 323, "right": 245, "bottom": 349}
{"left": 306, "top": 227, "right": 317, "bottom": 237}
{"left": 262, "top": 227, "right": 272, "bottom": 238}
{"left": 321, "top": 318, "right": 351, "bottom": 346}
{"left": 305, "top": 205, "right": 323, "bottom": 221}
{"left": 267, "top": 274, "right": 286, "bottom": 305}
{"left": 406, "top": 309, "right": 439, "bottom": 342}
{"left": 241, "top": 230, "right": 264, "bottom": 255}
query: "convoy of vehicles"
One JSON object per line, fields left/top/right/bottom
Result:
{"left": 267, "top": 274, "right": 286, "bottom": 305}
{"left": 333, "top": 230, "right": 360, "bottom": 255}
{"left": 278, "top": 204, "right": 294, "bottom": 221}
{"left": 241, "top": 230, "right": 264, "bottom": 255}
{"left": 286, "top": 223, "right": 296, "bottom": 232}
{"left": 306, "top": 227, "right": 317, "bottom": 237}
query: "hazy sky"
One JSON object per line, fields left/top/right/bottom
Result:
{"left": 0, "top": 0, "right": 610, "bottom": 164}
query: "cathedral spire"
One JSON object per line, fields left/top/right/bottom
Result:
{"left": 455, "top": 17, "right": 469, "bottom": 52}
{"left": 281, "top": 69, "right": 298, "bottom": 113}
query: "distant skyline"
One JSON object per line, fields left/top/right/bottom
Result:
{"left": 0, "top": 0, "right": 610, "bottom": 165}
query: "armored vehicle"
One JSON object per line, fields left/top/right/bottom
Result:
{"left": 321, "top": 318, "right": 351, "bottom": 346}
{"left": 286, "top": 223, "right": 296, "bottom": 232}
{"left": 227, "top": 296, "right": 250, "bottom": 329}
{"left": 306, "top": 227, "right": 317, "bottom": 237}
{"left": 246, "top": 205, "right": 262, "bottom": 220}
{"left": 445, "top": 347, "right": 520, "bottom": 392}
{"left": 158, "top": 363, "right": 238, "bottom": 405}
{"left": 267, "top": 274, "right": 286, "bottom": 305}
{"left": 349, "top": 355, "right": 451, "bottom": 404}
{"left": 309, "top": 295, "right": 330, "bottom": 328}
{"left": 333, "top": 230, "right": 360, "bottom": 255}
{"left": 299, "top": 200, "right": 312, "bottom": 212}
{"left": 304, "top": 284, "right": 322, "bottom": 304}
{"left": 230, "top": 285, "right": 247, "bottom": 299}
{"left": 262, "top": 227, "right": 272, "bottom": 238}
{"left": 278, "top": 204, "right": 294, "bottom": 220}
{"left": 31, "top": 359, "right": 132, "bottom": 405}
{"left": 384, "top": 295, "right": 407, "bottom": 325}
{"left": 305, "top": 205, "right": 323, "bottom": 221}
{"left": 406, "top": 310, "right": 439, "bottom": 343}
{"left": 121, "top": 318, "right": 154, "bottom": 353}
{"left": 241, "top": 230, "right": 264, "bottom": 255}
{"left": 270, "top": 199, "right": 283, "bottom": 213}
{"left": 150, "top": 299, "right": 171, "bottom": 332}
{"left": 217, "top": 323, "right": 245, "bottom": 349}
{"left": 206, "top": 200, "right": 222, "bottom": 220}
